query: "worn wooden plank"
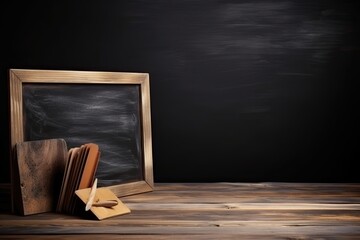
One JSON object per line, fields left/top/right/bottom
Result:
{"left": 2, "top": 208, "right": 360, "bottom": 222}
{"left": 1, "top": 218, "right": 360, "bottom": 229}
{"left": 124, "top": 202, "right": 360, "bottom": 210}
{"left": 0, "top": 183, "right": 359, "bottom": 239}
{"left": 1, "top": 234, "right": 358, "bottom": 240}
{"left": 121, "top": 183, "right": 360, "bottom": 204}
{"left": 0, "top": 224, "right": 359, "bottom": 236}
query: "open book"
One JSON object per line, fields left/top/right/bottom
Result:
{"left": 56, "top": 143, "right": 100, "bottom": 214}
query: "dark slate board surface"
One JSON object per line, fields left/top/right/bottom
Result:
{"left": 23, "top": 84, "right": 143, "bottom": 186}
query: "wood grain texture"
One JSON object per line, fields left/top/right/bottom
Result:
{"left": 13, "top": 139, "right": 68, "bottom": 215}
{"left": 1, "top": 183, "right": 359, "bottom": 239}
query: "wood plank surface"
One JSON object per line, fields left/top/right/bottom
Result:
{"left": 0, "top": 183, "right": 359, "bottom": 239}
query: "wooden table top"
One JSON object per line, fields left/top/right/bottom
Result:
{"left": 1, "top": 182, "right": 360, "bottom": 239}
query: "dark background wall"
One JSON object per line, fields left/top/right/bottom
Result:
{"left": 1, "top": 0, "right": 359, "bottom": 183}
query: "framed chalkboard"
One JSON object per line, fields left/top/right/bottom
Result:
{"left": 9, "top": 69, "right": 153, "bottom": 197}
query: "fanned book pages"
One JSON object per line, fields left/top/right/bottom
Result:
{"left": 56, "top": 143, "right": 100, "bottom": 214}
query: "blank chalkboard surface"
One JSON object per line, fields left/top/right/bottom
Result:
{"left": 22, "top": 83, "right": 142, "bottom": 186}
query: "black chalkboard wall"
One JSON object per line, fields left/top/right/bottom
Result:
{"left": 1, "top": 0, "right": 359, "bottom": 183}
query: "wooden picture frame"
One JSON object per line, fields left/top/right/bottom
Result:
{"left": 9, "top": 69, "right": 154, "bottom": 197}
